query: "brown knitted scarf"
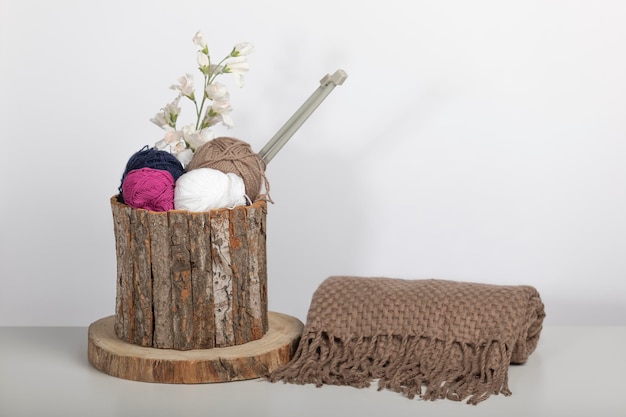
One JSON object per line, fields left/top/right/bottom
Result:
{"left": 270, "top": 276, "right": 545, "bottom": 405}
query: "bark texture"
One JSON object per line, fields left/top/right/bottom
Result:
{"left": 111, "top": 196, "right": 268, "bottom": 350}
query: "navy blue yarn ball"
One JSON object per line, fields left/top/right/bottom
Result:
{"left": 118, "top": 146, "right": 185, "bottom": 203}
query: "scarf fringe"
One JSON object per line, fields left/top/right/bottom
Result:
{"left": 269, "top": 331, "right": 513, "bottom": 405}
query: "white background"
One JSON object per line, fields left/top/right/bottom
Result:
{"left": 1, "top": 0, "right": 625, "bottom": 326}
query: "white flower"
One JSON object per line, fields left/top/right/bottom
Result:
{"left": 210, "top": 99, "right": 232, "bottom": 115}
{"left": 225, "top": 56, "right": 249, "bottom": 73}
{"left": 224, "top": 56, "right": 250, "bottom": 87}
{"left": 182, "top": 125, "right": 214, "bottom": 150}
{"left": 197, "top": 51, "right": 210, "bottom": 71}
{"left": 205, "top": 82, "right": 229, "bottom": 102}
{"left": 164, "top": 128, "right": 183, "bottom": 144}
{"left": 202, "top": 113, "right": 220, "bottom": 128}
{"left": 202, "top": 104, "right": 234, "bottom": 129}
{"left": 170, "top": 73, "right": 195, "bottom": 99}
{"left": 208, "top": 99, "right": 233, "bottom": 127}
{"left": 150, "top": 98, "right": 181, "bottom": 129}
{"left": 154, "top": 128, "right": 185, "bottom": 152}
{"left": 176, "top": 148, "right": 194, "bottom": 167}
{"left": 232, "top": 42, "right": 255, "bottom": 57}
{"left": 150, "top": 113, "right": 168, "bottom": 129}
{"left": 219, "top": 112, "right": 234, "bottom": 128}
{"left": 150, "top": 33, "right": 252, "bottom": 155}
{"left": 173, "top": 140, "right": 187, "bottom": 154}
{"left": 192, "top": 31, "right": 207, "bottom": 50}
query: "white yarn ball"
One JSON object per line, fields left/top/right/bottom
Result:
{"left": 174, "top": 168, "right": 247, "bottom": 212}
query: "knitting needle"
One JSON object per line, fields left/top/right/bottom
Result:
{"left": 258, "top": 69, "right": 348, "bottom": 164}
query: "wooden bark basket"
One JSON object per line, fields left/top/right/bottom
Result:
{"left": 88, "top": 196, "right": 303, "bottom": 383}
{"left": 110, "top": 195, "right": 269, "bottom": 350}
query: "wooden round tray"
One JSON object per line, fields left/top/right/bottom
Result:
{"left": 88, "top": 311, "right": 303, "bottom": 383}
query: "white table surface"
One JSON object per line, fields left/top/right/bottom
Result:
{"left": 1, "top": 325, "right": 624, "bottom": 417}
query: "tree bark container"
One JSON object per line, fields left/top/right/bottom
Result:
{"left": 110, "top": 195, "right": 269, "bottom": 350}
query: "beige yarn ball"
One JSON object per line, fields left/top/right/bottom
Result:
{"left": 187, "top": 136, "right": 269, "bottom": 202}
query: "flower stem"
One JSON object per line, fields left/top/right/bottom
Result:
{"left": 195, "top": 72, "right": 209, "bottom": 130}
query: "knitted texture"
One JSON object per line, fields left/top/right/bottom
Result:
{"left": 118, "top": 146, "right": 184, "bottom": 204}
{"left": 186, "top": 137, "right": 270, "bottom": 203}
{"left": 270, "top": 276, "right": 545, "bottom": 405}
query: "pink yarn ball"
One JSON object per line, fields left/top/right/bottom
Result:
{"left": 121, "top": 167, "right": 175, "bottom": 212}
